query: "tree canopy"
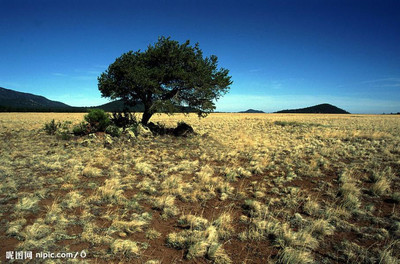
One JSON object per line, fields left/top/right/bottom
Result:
{"left": 98, "top": 36, "right": 232, "bottom": 125}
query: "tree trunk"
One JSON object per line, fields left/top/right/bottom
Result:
{"left": 141, "top": 105, "right": 153, "bottom": 125}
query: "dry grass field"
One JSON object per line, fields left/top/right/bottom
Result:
{"left": 1, "top": 112, "right": 399, "bottom": 263}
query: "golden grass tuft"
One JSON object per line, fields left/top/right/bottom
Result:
{"left": 111, "top": 239, "right": 140, "bottom": 258}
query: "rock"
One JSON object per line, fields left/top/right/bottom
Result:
{"left": 136, "top": 124, "right": 153, "bottom": 137}
{"left": 173, "top": 122, "right": 195, "bottom": 137}
{"left": 104, "top": 134, "right": 113, "bottom": 148}
{"left": 147, "top": 122, "right": 173, "bottom": 135}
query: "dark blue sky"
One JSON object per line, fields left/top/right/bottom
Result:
{"left": 1, "top": 0, "right": 399, "bottom": 113}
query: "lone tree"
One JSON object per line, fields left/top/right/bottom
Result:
{"left": 98, "top": 37, "right": 232, "bottom": 125}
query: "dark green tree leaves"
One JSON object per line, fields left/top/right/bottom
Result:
{"left": 98, "top": 37, "right": 232, "bottom": 125}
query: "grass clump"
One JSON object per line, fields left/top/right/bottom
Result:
{"left": 61, "top": 191, "right": 83, "bottom": 209}
{"left": 110, "top": 213, "right": 150, "bottom": 234}
{"left": 18, "top": 219, "right": 55, "bottom": 251}
{"left": 274, "top": 223, "right": 318, "bottom": 250}
{"left": 82, "top": 165, "right": 103, "bottom": 177}
{"left": 378, "top": 248, "right": 399, "bottom": 264}
{"left": 243, "top": 199, "right": 269, "bottom": 218}
{"left": 277, "top": 247, "right": 313, "bottom": 264}
{"left": 338, "top": 170, "right": 361, "bottom": 210}
{"left": 6, "top": 218, "right": 27, "bottom": 238}
{"left": 340, "top": 182, "right": 361, "bottom": 210}
{"left": 15, "top": 195, "right": 40, "bottom": 213}
{"left": 178, "top": 214, "right": 209, "bottom": 230}
{"left": 302, "top": 198, "right": 321, "bottom": 216}
{"left": 81, "top": 222, "right": 113, "bottom": 246}
{"left": 153, "top": 194, "right": 179, "bottom": 218}
{"left": 111, "top": 239, "right": 140, "bottom": 259}
{"left": 371, "top": 177, "right": 391, "bottom": 196}
{"left": 96, "top": 178, "right": 125, "bottom": 204}
{"left": 146, "top": 228, "right": 161, "bottom": 240}
{"left": 167, "top": 213, "right": 233, "bottom": 263}
{"left": 207, "top": 242, "right": 232, "bottom": 264}
{"left": 307, "top": 219, "right": 335, "bottom": 237}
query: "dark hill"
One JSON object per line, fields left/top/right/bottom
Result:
{"left": 94, "top": 99, "right": 198, "bottom": 113}
{"left": 275, "top": 103, "right": 349, "bottom": 114}
{"left": 0, "top": 87, "right": 74, "bottom": 111}
{"left": 92, "top": 100, "right": 144, "bottom": 112}
{"left": 239, "top": 109, "right": 265, "bottom": 113}
{"left": 0, "top": 87, "right": 197, "bottom": 113}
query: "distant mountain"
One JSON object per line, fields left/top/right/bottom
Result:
{"left": 92, "top": 100, "right": 144, "bottom": 112}
{"left": 0, "top": 87, "right": 74, "bottom": 111}
{"left": 275, "top": 103, "right": 350, "bottom": 114}
{"left": 0, "top": 87, "right": 197, "bottom": 113}
{"left": 239, "top": 109, "right": 265, "bottom": 113}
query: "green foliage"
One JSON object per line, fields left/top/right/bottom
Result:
{"left": 72, "top": 109, "right": 110, "bottom": 136}
{"left": 105, "top": 125, "right": 122, "bottom": 137}
{"left": 110, "top": 110, "right": 138, "bottom": 129}
{"left": 73, "top": 122, "right": 89, "bottom": 136}
{"left": 128, "top": 125, "right": 138, "bottom": 135}
{"left": 44, "top": 120, "right": 72, "bottom": 139}
{"left": 84, "top": 109, "right": 110, "bottom": 132}
{"left": 98, "top": 36, "right": 232, "bottom": 125}
{"left": 55, "top": 121, "right": 72, "bottom": 140}
{"left": 43, "top": 119, "right": 60, "bottom": 135}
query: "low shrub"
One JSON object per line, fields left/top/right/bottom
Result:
{"left": 44, "top": 120, "right": 72, "bottom": 139}
{"left": 55, "top": 121, "right": 72, "bottom": 140}
{"left": 43, "top": 119, "right": 60, "bottom": 135}
{"left": 105, "top": 125, "right": 122, "bottom": 137}
{"left": 84, "top": 109, "right": 110, "bottom": 132}
{"left": 73, "top": 122, "right": 89, "bottom": 136}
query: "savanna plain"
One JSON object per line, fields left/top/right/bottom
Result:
{"left": 1, "top": 112, "right": 399, "bottom": 263}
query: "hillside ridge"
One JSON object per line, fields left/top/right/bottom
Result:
{"left": 275, "top": 103, "right": 350, "bottom": 114}
{"left": 0, "top": 87, "right": 72, "bottom": 111}
{"left": 238, "top": 109, "right": 265, "bottom": 113}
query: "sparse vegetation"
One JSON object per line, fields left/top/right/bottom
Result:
{"left": 43, "top": 119, "right": 60, "bottom": 135}
{"left": 1, "top": 112, "right": 399, "bottom": 263}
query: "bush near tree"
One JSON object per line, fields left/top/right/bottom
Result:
{"left": 83, "top": 109, "right": 110, "bottom": 132}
